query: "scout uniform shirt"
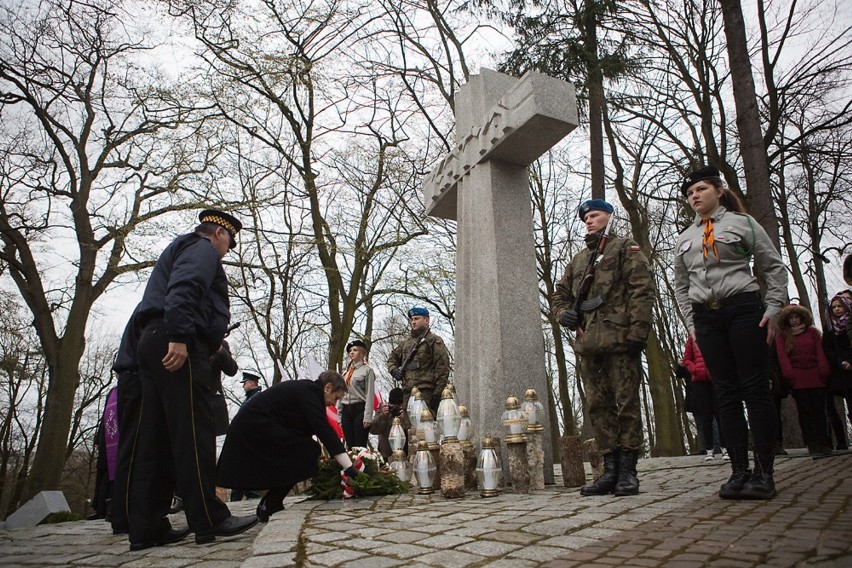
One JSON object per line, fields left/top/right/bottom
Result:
{"left": 552, "top": 233, "right": 655, "bottom": 355}
{"left": 673, "top": 206, "right": 787, "bottom": 333}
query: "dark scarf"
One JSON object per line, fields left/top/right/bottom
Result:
{"left": 830, "top": 294, "right": 852, "bottom": 335}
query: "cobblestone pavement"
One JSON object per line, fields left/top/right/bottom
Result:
{"left": 1, "top": 450, "right": 849, "bottom": 567}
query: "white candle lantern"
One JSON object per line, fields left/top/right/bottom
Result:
{"left": 407, "top": 389, "right": 425, "bottom": 432}
{"left": 419, "top": 408, "right": 439, "bottom": 449}
{"left": 457, "top": 405, "right": 473, "bottom": 447}
{"left": 501, "top": 395, "right": 528, "bottom": 443}
{"left": 436, "top": 388, "right": 461, "bottom": 441}
{"left": 388, "top": 449, "right": 411, "bottom": 482}
{"left": 389, "top": 417, "right": 406, "bottom": 452}
{"left": 476, "top": 436, "right": 501, "bottom": 497}
{"left": 521, "top": 387, "right": 545, "bottom": 432}
{"left": 412, "top": 441, "right": 436, "bottom": 494}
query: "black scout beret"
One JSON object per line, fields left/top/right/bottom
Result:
{"left": 680, "top": 166, "right": 723, "bottom": 197}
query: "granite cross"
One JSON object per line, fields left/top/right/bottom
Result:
{"left": 422, "top": 69, "right": 578, "bottom": 484}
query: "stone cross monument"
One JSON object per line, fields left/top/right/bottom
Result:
{"left": 422, "top": 69, "right": 578, "bottom": 484}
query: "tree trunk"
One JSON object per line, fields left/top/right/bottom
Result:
{"left": 22, "top": 340, "right": 84, "bottom": 501}
{"left": 718, "top": 0, "right": 780, "bottom": 247}
{"left": 645, "top": 330, "right": 684, "bottom": 456}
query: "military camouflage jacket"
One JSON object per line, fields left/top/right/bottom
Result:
{"left": 387, "top": 330, "right": 450, "bottom": 397}
{"left": 552, "top": 235, "right": 655, "bottom": 354}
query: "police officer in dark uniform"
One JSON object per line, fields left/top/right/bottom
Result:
{"left": 387, "top": 306, "right": 451, "bottom": 414}
{"left": 240, "top": 370, "right": 263, "bottom": 403}
{"left": 108, "top": 307, "right": 142, "bottom": 536}
{"left": 229, "top": 370, "right": 263, "bottom": 503}
{"left": 127, "top": 210, "right": 257, "bottom": 550}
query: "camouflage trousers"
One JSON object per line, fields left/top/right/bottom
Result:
{"left": 579, "top": 352, "right": 643, "bottom": 454}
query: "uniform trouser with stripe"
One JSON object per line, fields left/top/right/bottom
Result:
{"left": 129, "top": 322, "right": 230, "bottom": 542}
{"left": 110, "top": 371, "right": 142, "bottom": 534}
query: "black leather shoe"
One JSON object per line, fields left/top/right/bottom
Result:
{"left": 256, "top": 499, "right": 284, "bottom": 523}
{"left": 129, "top": 527, "right": 191, "bottom": 551}
{"left": 195, "top": 515, "right": 259, "bottom": 544}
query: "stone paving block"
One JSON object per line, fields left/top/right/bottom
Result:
{"left": 445, "top": 524, "right": 499, "bottom": 538}
{"left": 413, "top": 534, "right": 475, "bottom": 548}
{"left": 120, "top": 557, "right": 194, "bottom": 568}
{"left": 250, "top": 539, "right": 298, "bottom": 555}
{"left": 417, "top": 549, "right": 488, "bottom": 567}
{"left": 479, "top": 558, "right": 538, "bottom": 568}
{"left": 570, "top": 527, "right": 622, "bottom": 539}
{"left": 538, "top": 535, "right": 599, "bottom": 550}
{"left": 508, "top": 544, "right": 573, "bottom": 562}
{"left": 241, "top": 552, "right": 298, "bottom": 567}
{"left": 376, "top": 542, "right": 434, "bottom": 559}
{"left": 373, "top": 529, "right": 431, "bottom": 544}
{"left": 309, "top": 548, "right": 369, "bottom": 565}
{"left": 455, "top": 539, "right": 521, "bottom": 557}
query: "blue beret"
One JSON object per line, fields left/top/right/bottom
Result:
{"left": 578, "top": 199, "right": 614, "bottom": 220}
{"left": 408, "top": 306, "right": 430, "bottom": 318}
{"left": 680, "top": 165, "right": 722, "bottom": 196}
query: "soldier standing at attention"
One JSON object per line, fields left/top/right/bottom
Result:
{"left": 127, "top": 210, "right": 257, "bottom": 550}
{"left": 553, "top": 199, "right": 655, "bottom": 497}
{"left": 388, "top": 306, "right": 451, "bottom": 414}
{"left": 674, "top": 166, "right": 787, "bottom": 500}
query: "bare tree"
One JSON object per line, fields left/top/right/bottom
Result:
{"left": 0, "top": 0, "right": 225, "bottom": 500}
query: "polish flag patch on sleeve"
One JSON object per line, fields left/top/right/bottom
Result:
{"left": 629, "top": 245, "right": 642, "bottom": 252}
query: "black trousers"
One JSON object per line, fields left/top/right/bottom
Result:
{"left": 693, "top": 292, "right": 778, "bottom": 454}
{"left": 110, "top": 371, "right": 142, "bottom": 534}
{"left": 340, "top": 402, "right": 368, "bottom": 448}
{"left": 792, "top": 388, "right": 830, "bottom": 451}
{"left": 692, "top": 380, "right": 724, "bottom": 452}
{"left": 128, "top": 322, "right": 230, "bottom": 543}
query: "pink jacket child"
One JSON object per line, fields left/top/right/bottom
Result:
{"left": 775, "top": 304, "right": 831, "bottom": 389}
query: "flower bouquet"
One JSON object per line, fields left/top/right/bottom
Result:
{"left": 307, "top": 447, "right": 411, "bottom": 500}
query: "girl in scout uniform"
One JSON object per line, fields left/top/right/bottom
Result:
{"left": 674, "top": 166, "right": 788, "bottom": 500}
{"left": 338, "top": 339, "right": 377, "bottom": 449}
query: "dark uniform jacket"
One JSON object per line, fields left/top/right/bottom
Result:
{"left": 552, "top": 234, "right": 655, "bottom": 355}
{"left": 113, "top": 307, "right": 141, "bottom": 374}
{"left": 216, "top": 380, "right": 346, "bottom": 489}
{"left": 135, "top": 233, "right": 230, "bottom": 351}
{"left": 387, "top": 331, "right": 451, "bottom": 398}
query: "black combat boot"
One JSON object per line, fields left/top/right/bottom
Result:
{"left": 739, "top": 451, "right": 776, "bottom": 500}
{"left": 613, "top": 449, "right": 639, "bottom": 496}
{"left": 718, "top": 446, "right": 751, "bottom": 499}
{"left": 580, "top": 450, "right": 619, "bottom": 496}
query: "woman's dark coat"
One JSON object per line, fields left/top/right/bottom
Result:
{"left": 217, "top": 380, "right": 345, "bottom": 489}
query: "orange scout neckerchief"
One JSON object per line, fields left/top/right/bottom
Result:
{"left": 702, "top": 218, "right": 719, "bottom": 261}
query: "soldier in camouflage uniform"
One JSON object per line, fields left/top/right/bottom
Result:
{"left": 553, "top": 199, "right": 655, "bottom": 497}
{"left": 388, "top": 306, "right": 451, "bottom": 414}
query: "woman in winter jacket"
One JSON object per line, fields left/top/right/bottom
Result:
{"left": 682, "top": 336, "right": 726, "bottom": 460}
{"left": 775, "top": 304, "right": 832, "bottom": 455}
{"left": 823, "top": 293, "right": 852, "bottom": 439}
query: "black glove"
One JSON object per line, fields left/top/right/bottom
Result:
{"left": 429, "top": 392, "right": 441, "bottom": 412}
{"left": 390, "top": 368, "right": 403, "bottom": 381}
{"left": 343, "top": 466, "right": 360, "bottom": 479}
{"left": 627, "top": 340, "right": 646, "bottom": 358}
{"left": 559, "top": 309, "right": 579, "bottom": 330}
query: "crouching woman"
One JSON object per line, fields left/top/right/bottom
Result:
{"left": 217, "top": 372, "right": 360, "bottom": 522}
